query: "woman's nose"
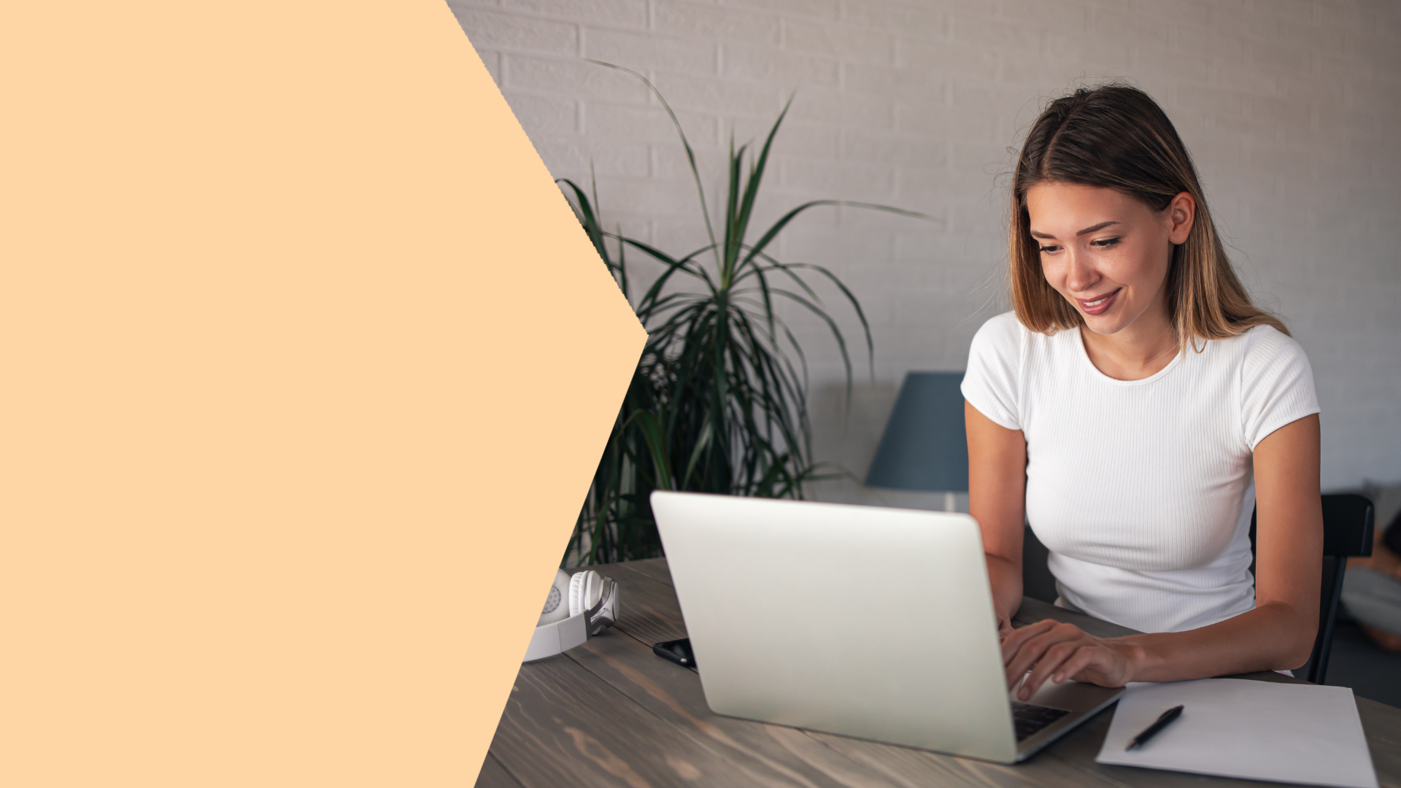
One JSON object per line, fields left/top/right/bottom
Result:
{"left": 1064, "top": 250, "right": 1098, "bottom": 293}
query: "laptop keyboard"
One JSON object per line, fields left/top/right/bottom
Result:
{"left": 1011, "top": 701, "right": 1069, "bottom": 741}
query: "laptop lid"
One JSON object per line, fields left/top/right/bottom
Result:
{"left": 650, "top": 491, "right": 1020, "bottom": 762}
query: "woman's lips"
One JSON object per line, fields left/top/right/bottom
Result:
{"left": 1077, "top": 288, "right": 1120, "bottom": 316}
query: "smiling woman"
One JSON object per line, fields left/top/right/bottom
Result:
{"left": 961, "top": 84, "right": 1324, "bottom": 700}
{"left": 1025, "top": 184, "right": 1195, "bottom": 381}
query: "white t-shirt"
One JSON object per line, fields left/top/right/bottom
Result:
{"left": 960, "top": 311, "right": 1320, "bottom": 633}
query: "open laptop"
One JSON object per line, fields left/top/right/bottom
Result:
{"left": 649, "top": 491, "right": 1122, "bottom": 763}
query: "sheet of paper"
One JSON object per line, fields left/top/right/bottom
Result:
{"left": 1095, "top": 678, "right": 1377, "bottom": 788}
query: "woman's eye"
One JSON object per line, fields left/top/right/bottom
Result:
{"left": 1091, "top": 237, "right": 1121, "bottom": 249}
{"left": 1037, "top": 244, "right": 1060, "bottom": 254}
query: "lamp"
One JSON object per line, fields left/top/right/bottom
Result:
{"left": 864, "top": 371, "right": 968, "bottom": 511}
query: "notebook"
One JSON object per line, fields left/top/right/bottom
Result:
{"left": 1096, "top": 678, "right": 1377, "bottom": 788}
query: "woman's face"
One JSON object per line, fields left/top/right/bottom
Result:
{"left": 1025, "top": 182, "right": 1193, "bottom": 338}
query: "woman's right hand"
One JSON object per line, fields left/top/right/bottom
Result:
{"left": 997, "top": 613, "right": 1015, "bottom": 641}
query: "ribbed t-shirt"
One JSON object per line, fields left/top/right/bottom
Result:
{"left": 960, "top": 311, "right": 1320, "bottom": 634}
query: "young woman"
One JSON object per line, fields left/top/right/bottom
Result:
{"left": 961, "top": 84, "right": 1323, "bottom": 701}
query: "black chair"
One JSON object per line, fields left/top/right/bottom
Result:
{"left": 1021, "top": 523, "right": 1059, "bottom": 605}
{"left": 1250, "top": 493, "right": 1375, "bottom": 685}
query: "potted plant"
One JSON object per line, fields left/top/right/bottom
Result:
{"left": 562, "top": 62, "right": 929, "bottom": 565}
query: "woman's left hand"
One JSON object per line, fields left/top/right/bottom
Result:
{"left": 1002, "top": 619, "right": 1140, "bottom": 700}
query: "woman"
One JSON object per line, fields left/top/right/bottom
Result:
{"left": 961, "top": 84, "right": 1323, "bottom": 702}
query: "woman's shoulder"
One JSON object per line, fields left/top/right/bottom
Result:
{"left": 975, "top": 310, "right": 1024, "bottom": 335}
{"left": 1219, "top": 324, "right": 1319, "bottom": 448}
{"left": 967, "top": 311, "right": 1030, "bottom": 370}
{"left": 1212, "top": 323, "right": 1311, "bottom": 371}
{"left": 969, "top": 310, "right": 1072, "bottom": 359}
{"left": 970, "top": 310, "right": 1031, "bottom": 350}
{"left": 963, "top": 312, "right": 1032, "bottom": 430}
{"left": 1242, "top": 323, "right": 1306, "bottom": 353}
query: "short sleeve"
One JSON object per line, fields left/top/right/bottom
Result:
{"left": 961, "top": 312, "right": 1024, "bottom": 431}
{"left": 1240, "top": 326, "right": 1320, "bottom": 450}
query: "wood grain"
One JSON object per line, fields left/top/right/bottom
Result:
{"left": 486, "top": 559, "right": 1401, "bottom": 788}
{"left": 1360, "top": 700, "right": 1401, "bottom": 788}
{"left": 806, "top": 730, "right": 1120, "bottom": 788}
{"left": 622, "top": 557, "right": 674, "bottom": 587}
{"left": 568, "top": 618, "right": 900, "bottom": 787}
{"left": 600, "top": 561, "right": 688, "bottom": 646}
{"left": 492, "top": 646, "right": 759, "bottom": 787}
{"left": 589, "top": 563, "right": 1121, "bottom": 787}
{"left": 473, "top": 753, "right": 522, "bottom": 788}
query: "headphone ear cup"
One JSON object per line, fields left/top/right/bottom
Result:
{"left": 568, "top": 571, "right": 587, "bottom": 617}
{"left": 570, "top": 570, "right": 604, "bottom": 616}
{"left": 538, "top": 569, "right": 572, "bottom": 627}
{"left": 584, "top": 571, "right": 603, "bottom": 610}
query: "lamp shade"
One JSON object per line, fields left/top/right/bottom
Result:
{"left": 864, "top": 371, "right": 968, "bottom": 492}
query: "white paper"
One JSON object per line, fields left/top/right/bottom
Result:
{"left": 1095, "top": 678, "right": 1377, "bottom": 788}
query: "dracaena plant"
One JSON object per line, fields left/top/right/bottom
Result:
{"left": 562, "top": 62, "right": 928, "bottom": 566}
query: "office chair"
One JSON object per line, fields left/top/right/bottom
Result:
{"left": 1021, "top": 524, "right": 1058, "bottom": 605}
{"left": 1249, "top": 493, "right": 1376, "bottom": 685}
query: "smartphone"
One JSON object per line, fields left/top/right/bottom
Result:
{"left": 653, "top": 638, "right": 696, "bottom": 668}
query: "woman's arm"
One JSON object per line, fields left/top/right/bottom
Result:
{"left": 1005, "top": 415, "right": 1323, "bottom": 699}
{"left": 966, "top": 400, "right": 1028, "bottom": 634}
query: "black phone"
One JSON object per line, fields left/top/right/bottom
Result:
{"left": 653, "top": 638, "right": 696, "bottom": 668}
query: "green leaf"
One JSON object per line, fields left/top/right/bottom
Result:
{"left": 562, "top": 67, "right": 929, "bottom": 565}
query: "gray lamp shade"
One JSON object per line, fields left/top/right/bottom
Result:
{"left": 864, "top": 371, "right": 969, "bottom": 492}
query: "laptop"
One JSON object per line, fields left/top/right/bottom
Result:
{"left": 649, "top": 491, "right": 1122, "bottom": 763}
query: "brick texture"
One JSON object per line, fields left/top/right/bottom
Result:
{"left": 452, "top": 0, "right": 1401, "bottom": 492}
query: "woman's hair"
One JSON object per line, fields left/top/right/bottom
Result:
{"left": 1009, "top": 83, "right": 1287, "bottom": 344}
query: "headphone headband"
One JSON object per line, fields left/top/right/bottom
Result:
{"left": 522, "top": 573, "right": 619, "bottom": 662}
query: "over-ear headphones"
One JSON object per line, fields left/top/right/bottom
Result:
{"left": 523, "top": 568, "right": 620, "bottom": 662}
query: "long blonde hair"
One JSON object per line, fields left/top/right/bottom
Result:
{"left": 1010, "top": 84, "right": 1286, "bottom": 346}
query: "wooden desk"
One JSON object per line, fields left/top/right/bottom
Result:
{"left": 480, "top": 558, "right": 1401, "bottom": 788}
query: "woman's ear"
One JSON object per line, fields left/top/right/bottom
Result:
{"left": 1167, "top": 191, "right": 1195, "bottom": 245}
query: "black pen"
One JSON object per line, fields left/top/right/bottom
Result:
{"left": 1126, "top": 705, "right": 1184, "bottom": 751}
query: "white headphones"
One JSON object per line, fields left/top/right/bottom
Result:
{"left": 522, "top": 569, "right": 620, "bottom": 662}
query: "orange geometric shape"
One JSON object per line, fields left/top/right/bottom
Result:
{"left": 0, "top": 2, "right": 644, "bottom": 785}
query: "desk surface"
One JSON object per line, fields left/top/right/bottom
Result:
{"left": 480, "top": 558, "right": 1401, "bottom": 788}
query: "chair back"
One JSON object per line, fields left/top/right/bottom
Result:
{"left": 1249, "top": 493, "right": 1375, "bottom": 685}
{"left": 1021, "top": 524, "right": 1058, "bottom": 604}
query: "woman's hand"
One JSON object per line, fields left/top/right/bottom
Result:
{"left": 1002, "top": 619, "right": 1141, "bottom": 700}
{"left": 997, "top": 613, "right": 1015, "bottom": 641}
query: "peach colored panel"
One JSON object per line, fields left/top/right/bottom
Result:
{"left": 0, "top": 2, "right": 645, "bottom": 785}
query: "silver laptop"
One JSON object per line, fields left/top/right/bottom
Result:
{"left": 649, "top": 491, "right": 1122, "bottom": 763}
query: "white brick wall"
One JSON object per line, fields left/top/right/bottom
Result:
{"left": 453, "top": 0, "right": 1401, "bottom": 496}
